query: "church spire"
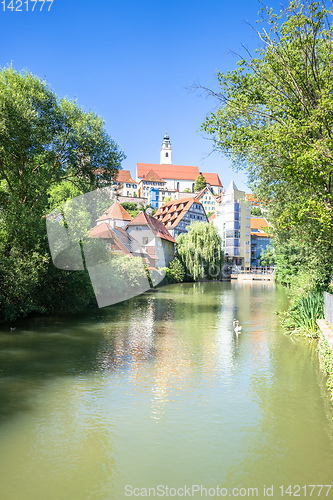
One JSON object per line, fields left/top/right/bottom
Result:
{"left": 160, "top": 132, "right": 172, "bottom": 164}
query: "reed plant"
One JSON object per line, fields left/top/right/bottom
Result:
{"left": 283, "top": 290, "right": 324, "bottom": 337}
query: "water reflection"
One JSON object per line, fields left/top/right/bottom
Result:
{"left": 0, "top": 283, "right": 333, "bottom": 499}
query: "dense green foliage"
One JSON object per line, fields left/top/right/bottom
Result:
{"left": 259, "top": 244, "right": 275, "bottom": 267}
{"left": 194, "top": 174, "right": 207, "bottom": 192}
{"left": 201, "top": 0, "right": 333, "bottom": 292}
{"left": 282, "top": 290, "right": 324, "bottom": 337}
{"left": 176, "top": 222, "right": 223, "bottom": 280}
{"left": 318, "top": 333, "right": 333, "bottom": 400}
{"left": 0, "top": 67, "right": 125, "bottom": 320}
{"left": 120, "top": 202, "right": 142, "bottom": 218}
{"left": 164, "top": 257, "right": 186, "bottom": 284}
{"left": 251, "top": 206, "right": 262, "bottom": 216}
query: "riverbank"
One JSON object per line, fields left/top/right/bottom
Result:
{"left": 317, "top": 320, "right": 333, "bottom": 402}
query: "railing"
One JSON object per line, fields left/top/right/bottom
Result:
{"left": 324, "top": 292, "right": 333, "bottom": 327}
{"left": 232, "top": 266, "right": 275, "bottom": 275}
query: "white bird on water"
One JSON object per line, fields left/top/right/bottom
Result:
{"left": 233, "top": 320, "right": 242, "bottom": 335}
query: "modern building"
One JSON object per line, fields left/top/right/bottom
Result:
{"left": 127, "top": 211, "right": 176, "bottom": 268}
{"left": 213, "top": 181, "right": 251, "bottom": 269}
{"left": 155, "top": 197, "right": 208, "bottom": 239}
{"left": 136, "top": 134, "right": 223, "bottom": 195}
{"left": 250, "top": 217, "right": 272, "bottom": 266}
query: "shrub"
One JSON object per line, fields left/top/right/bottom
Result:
{"left": 283, "top": 290, "right": 324, "bottom": 337}
{"left": 163, "top": 258, "right": 186, "bottom": 283}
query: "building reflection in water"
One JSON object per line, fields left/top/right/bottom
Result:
{"left": 94, "top": 283, "right": 276, "bottom": 421}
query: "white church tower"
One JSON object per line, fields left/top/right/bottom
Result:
{"left": 160, "top": 132, "right": 172, "bottom": 164}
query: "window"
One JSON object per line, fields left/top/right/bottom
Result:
{"left": 166, "top": 152, "right": 169, "bottom": 157}
{"left": 143, "top": 237, "right": 148, "bottom": 245}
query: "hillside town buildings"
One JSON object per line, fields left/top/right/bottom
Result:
{"left": 155, "top": 197, "right": 208, "bottom": 239}
{"left": 97, "top": 134, "right": 273, "bottom": 271}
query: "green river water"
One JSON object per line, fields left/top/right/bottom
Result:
{"left": 0, "top": 282, "right": 333, "bottom": 499}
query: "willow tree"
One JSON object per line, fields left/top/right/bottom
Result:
{"left": 176, "top": 222, "right": 223, "bottom": 280}
{"left": 201, "top": 0, "right": 333, "bottom": 290}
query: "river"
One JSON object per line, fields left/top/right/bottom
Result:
{"left": 0, "top": 282, "right": 333, "bottom": 499}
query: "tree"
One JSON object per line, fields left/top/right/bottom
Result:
{"left": 201, "top": 0, "right": 333, "bottom": 289}
{"left": 176, "top": 221, "right": 223, "bottom": 280}
{"left": 259, "top": 244, "right": 275, "bottom": 267}
{"left": 183, "top": 187, "right": 191, "bottom": 193}
{"left": 0, "top": 67, "right": 125, "bottom": 320}
{"left": 164, "top": 257, "right": 186, "bottom": 283}
{"left": 251, "top": 206, "right": 262, "bottom": 216}
{"left": 121, "top": 202, "right": 140, "bottom": 218}
{"left": 194, "top": 174, "right": 207, "bottom": 192}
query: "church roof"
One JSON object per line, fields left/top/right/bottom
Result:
{"left": 202, "top": 172, "right": 223, "bottom": 188}
{"left": 137, "top": 163, "right": 223, "bottom": 187}
{"left": 137, "top": 163, "right": 200, "bottom": 181}
{"left": 96, "top": 201, "right": 133, "bottom": 223}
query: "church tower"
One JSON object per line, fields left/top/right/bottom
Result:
{"left": 160, "top": 132, "right": 172, "bottom": 164}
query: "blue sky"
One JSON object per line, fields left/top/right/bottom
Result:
{"left": 0, "top": 0, "right": 284, "bottom": 192}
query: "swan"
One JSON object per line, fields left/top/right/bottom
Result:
{"left": 234, "top": 320, "right": 242, "bottom": 335}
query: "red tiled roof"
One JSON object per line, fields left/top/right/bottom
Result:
{"left": 119, "top": 176, "right": 137, "bottom": 185}
{"left": 202, "top": 172, "right": 223, "bottom": 188}
{"left": 127, "top": 211, "right": 176, "bottom": 243}
{"left": 89, "top": 223, "right": 113, "bottom": 239}
{"left": 115, "top": 170, "right": 132, "bottom": 183}
{"left": 208, "top": 213, "right": 216, "bottom": 222}
{"left": 137, "top": 163, "right": 200, "bottom": 181}
{"left": 251, "top": 217, "right": 269, "bottom": 231}
{"left": 97, "top": 201, "right": 133, "bottom": 222}
{"left": 155, "top": 197, "right": 206, "bottom": 229}
{"left": 141, "top": 169, "right": 166, "bottom": 183}
{"left": 89, "top": 223, "right": 154, "bottom": 258}
{"left": 89, "top": 223, "right": 130, "bottom": 255}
